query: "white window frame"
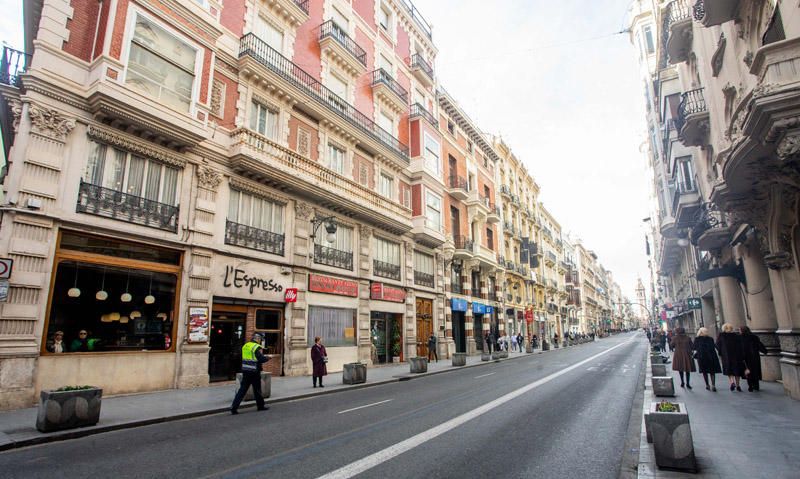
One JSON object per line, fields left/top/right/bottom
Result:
{"left": 328, "top": 143, "right": 346, "bottom": 175}
{"left": 423, "top": 132, "right": 440, "bottom": 176}
{"left": 249, "top": 99, "right": 280, "bottom": 140}
{"left": 379, "top": 172, "right": 394, "bottom": 199}
{"left": 228, "top": 189, "right": 285, "bottom": 234}
{"left": 414, "top": 252, "right": 434, "bottom": 275}
{"left": 425, "top": 190, "right": 442, "bottom": 231}
{"left": 379, "top": 4, "right": 392, "bottom": 33}
{"left": 374, "top": 237, "right": 400, "bottom": 266}
{"left": 255, "top": 14, "right": 285, "bottom": 54}
{"left": 378, "top": 109, "right": 395, "bottom": 136}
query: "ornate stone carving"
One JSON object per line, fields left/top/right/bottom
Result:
{"left": 297, "top": 128, "right": 310, "bottom": 157}
{"left": 28, "top": 104, "right": 75, "bottom": 141}
{"left": 8, "top": 99, "right": 22, "bottom": 132}
{"left": 752, "top": 83, "right": 780, "bottom": 99}
{"left": 359, "top": 225, "right": 373, "bottom": 242}
{"left": 210, "top": 79, "right": 225, "bottom": 118}
{"left": 764, "top": 185, "right": 799, "bottom": 269}
{"left": 295, "top": 201, "right": 313, "bottom": 221}
{"left": 87, "top": 125, "right": 185, "bottom": 167}
{"left": 711, "top": 34, "right": 726, "bottom": 77}
{"left": 197, "top": 166, "right": 222, "bottom": 190}
{"left": 743, "top": 51, "right": 753, "bottom": 68}
{"left": 404, "top": 241, "right": 414, "bottom": 256}
{"left": 776, "top": 134, "right": 800, "bottom": 161}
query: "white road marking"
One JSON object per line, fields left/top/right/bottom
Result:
{"left": 316, "top": 339, "right": 634, "bottom": 479}
{"left": 474, "top": 372, "right": 496, "bottom": 379}
{"left": 337, "top": 399, "right": 393, "bottom": 415}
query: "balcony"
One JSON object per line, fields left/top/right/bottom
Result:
{"left": 692, "top": 0, "right": 739, "bottom": 27}
{"left": 664, "top": 0, "right": 692, "bottom": 64}
{"left": 410, "top": 102, "right": 436, "bottom": 128}
{"left": 503, "top": 221, "right": 515, "bottom": 236}
{"left": 318, "top": 20, "right": 367, "bottom": 76}
{"left": 690, "top": 203, "right": 732, "bottom": 251}
{"left": 497, "top": 254, "right": 506, "bottom": 266}
{"left": 0, "top": 46, "right": 29, "bottom": 87}
{"left": 672, "top": 185, "right": 702, "bottom": 228}
{"left": 239, "top": 34, "right": 408, "bottom": 163}
{"left": 76, "top": 182, "right": 179, "bottom": 233}
{"left": 658, "top": 235, "right": 683, "bottom": 274}
{"left": 475, "top": 246, "right": 497, "bottom": 269}
{"left": 261, "top": 0, "right": 309, "bottom": 26}
{"left": 453, "top": 235, "right": 475, "bottom": 259}
{"left": 371, "top": 68, "right": 409, "bottom": 112}
{"left": 487, "top": 205, "right": 501, "bottom": 224}
{"left": 225, "top": 219, "right": 285, "bottom": 256}
{"left": 409, "top": 53, "right": 434, "bottom": 88}
{"left": 506, "top": 260, "right": 515, "bottom": 271}
{"left": 676, "top": 88, "right": 709, "bottom": 147}
{"left": 499, "top": 185, "right": 512, "bottom": 198}
{"left": 398, "top": 0, "right": 432, "bottom": 39}
{"left": 411, "top": 217, "right": 446, "bottom": 247}
{"left": 466, "top": 190, "right": 491, "bottom": 220}
{"left": 374, "top": 259, "right": 401, "bottom": 281}
{"left": 545, "top": 251, "right": 557, "bottom": 266}
{"left": 314, "top": 243, "right": 353, "bottom": 270}
{"left": 447, "top": 175, "right": 469, "bottom": 200}
{"left": 230, "top": 129, "right": 411, "bottom": 234}
{"left": 414, "top": 270, "right": 435, "bottom": 288}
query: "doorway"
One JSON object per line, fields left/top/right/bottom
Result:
{"left": 371, "top": 312, "right": 402, "bottom": 363}
{"left": 453, "top": 311, "right": 466, "bottom": 353}
{"left": 416, "top": 298, "right": 433, "bottom": 357}
{"left": 473, "top": 314, "right": 484, "bottom": 350}
{"left": 209, "top": 308, "right": 246, "bottom": 382}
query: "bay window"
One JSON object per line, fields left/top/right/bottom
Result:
{"left": 423, "top": 133, "right": 440, "bottom": 176}
{"left": 425, "top": 191, "right": 442, "bottom": 231}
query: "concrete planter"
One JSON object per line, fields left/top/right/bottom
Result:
{"left": 542, "top": 341, "right": 550, "bottom": 351}
{"left": 342, "top": 363, "right": 367, "bottom": 384}
{"left": 647, "top": 402, "right": 697, "bottom": 472}
{"left": 235, "top": 372, "right": 272, "bottom": 401}
{"left": 652, "top": 376, "right": 675, "bottom": 397}
{"left": 651, "top": 363, "right": 667, "bottom": 376}
{"left": 499, "top": 350, "right": 509, "bottom": 358}
{"left": 409, "top": 357, "right": 428, "bottom": 373}
{"left": 481, "top": 352, "right": 491, "bottom": 361}
{"left": 525, "top": 344, "right": 533, "bottom": 353}
{"left": 452, "top": 352, "right": 467, "bottom": 367}
{"left": 491, "top": 351, "right": 501, "bottom": 360}
{"left": 650, "top": 354, "right": 664, "bottom": 364}
{"left": 36, "top": 387, "right": 102, "bottom": 432}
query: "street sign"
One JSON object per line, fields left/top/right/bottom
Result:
{"left": 0, "top": 280, "right": 8, "bottom": 302}
{"left": 0, "top": 258, "right": 13, "bottom": 279}
{"left": 687, "top": 297, "right": 701, "bottom": 310}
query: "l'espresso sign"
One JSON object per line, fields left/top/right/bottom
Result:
{"left": 215, "top": 263, "right": 288, "bottom": 302}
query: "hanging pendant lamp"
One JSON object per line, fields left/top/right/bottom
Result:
{"left": 67, "top": 264, "right": 81, "bottom": 298}
{"left": 121, "top": 272, "right": 132, "bottom": 303}
{"left": 96, "top": 267, "right": 108, "bottom": 301}
{"left": 144, "top": 274, "right": 155, "bottom": 305}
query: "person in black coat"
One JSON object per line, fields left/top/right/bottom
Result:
{"left": 740, "top": 326, "right": 767, "bottom": 392}
{"left": 693, "top": 327, "right": 721, "bottom": 391}
{"left": 716, "top": 323, "right": 745, "bottom": 392}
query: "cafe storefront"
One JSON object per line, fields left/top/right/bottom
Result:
{"left": 369, "top": 282, "right": 406, "bottom": 364}
{"left": 306, "top": 274, "right": 360, "bottom": 372}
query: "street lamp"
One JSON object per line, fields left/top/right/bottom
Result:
{"left": 310, "top": 216, "right": 338, "bottom": 243}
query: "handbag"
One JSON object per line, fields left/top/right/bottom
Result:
{"left": 322, "top": 356, "right": 329, "bottom": 363}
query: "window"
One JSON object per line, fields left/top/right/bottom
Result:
{"left": 378, "top": 110, "right": 394, "bottom": 135}
{"left": 374, "top": 237, "right": 400, "bottom": 265}
{"left": 447, "top": 120, "right": 455, "bottom": 135}
{"left": 379, "top": 172, "right": 393, "bottom": 198}
{"left": 467, "top": 141, "right": 473, "bottom": 153}
{"left": 307, "top": 306, "right": 356, "bottom": 347}
{"left": 643, "top": 26, "right": 655, "bottom": 54}
{"left": 414, "top": 252, "right": 434, "bottom": 275}
{"left": 85, "top": 141, "right": 180, "bottom": 205}
{"left": 314, "top": 223, "right": 353, "bottom": 253}
{"left": 423, "top": 132, "right": 440, "bottom": 175}
{"left": 328, "top": 72, "right": 349, "bottom": 109}
{"left": 379, "top": 5, "right": 391, "bottom": 32}
{"left": 414, "top": 88, "right": 425, "bottom": 106}
{"left": 677, "top": 157, "right": 695, "bottom": 192}
{"left": 328, "top": 143, "right": 346, "bottom": 174}
{"left": 331, "top": 6, "right": 349, "bottom": 31}
{"left": 228, "top": 189, "right": 284, "bottom": 234}
{"left": 256, "top": 16, "right": 284, "bottom": 52}
{"left": 400, "top": 183, "right": 411, "bottom": 208}
{"left": 425, "top": 191, "right": 442, "bottom": 231}
{"left": 379, "top": 54, "right": 393, "bottom": 72}
{"left": 126, "top": 15, "right": 197, "bottom": 112}
{"left": 486, "top": 228, "right": 494, "bottom": 250}
{"left": 249, "top": 100, "right": 279, "bottom": 139}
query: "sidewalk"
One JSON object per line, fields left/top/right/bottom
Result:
{"left": 0, "top": 346, "right": 551, "bottom": 451}
{"left": 636, "top": 352, "right": 800, "bottom": 478}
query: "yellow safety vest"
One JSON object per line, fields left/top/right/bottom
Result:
{"left": 241, "top": 341, "right": 262, "bottom": 372}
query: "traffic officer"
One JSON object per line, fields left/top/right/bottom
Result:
{"left": 231, "top": 332, "right": 270, "bottom": 414}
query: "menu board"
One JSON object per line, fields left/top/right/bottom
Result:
{"left": 188, "top": 307, "right": 209, "bottom": 343}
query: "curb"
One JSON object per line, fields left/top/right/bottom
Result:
{"left": 0, "top": 342, "right": 589, "bottom": 451}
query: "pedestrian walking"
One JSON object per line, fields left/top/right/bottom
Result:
{"left": 532, "top": 334, "right": 538, "bottom": 349}
{"left": 511, "top": 333, "right": 518, "bottom": 352}
{"left": 716, "top": 323, "right": 745, "bottom": 392}
{"left": 740, "top": 326, "right": 767, "bottom": 392}
{"left": 231, "top": 332, "right": 269, "bottom": 414}
{"left": 658, "top": 331, "right": 667, "bottom": 352}
{"left": 517, "top": 333, "right": 524, "bottom": 352}
{"left": 311, "top": 336, "right": 328, "bottom": 388}
{"left": 670, "top": 327, "right": 695, "bottom": 389}
{"left": 427, "top": 332, "right": 439, "bottom": 362}
{"left": 485, "top": 332, "right": 493, "bottom": 354}
{"left": 693, "top": 327, "right": 721, "bottom": 391}
{"left": 667, "top": 330, "right": 675, "bottom": 352}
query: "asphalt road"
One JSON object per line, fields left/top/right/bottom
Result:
{"left": 0, "top": 332, "right": 647, "bottom": 479}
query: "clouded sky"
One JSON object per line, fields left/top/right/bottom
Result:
{"left": 414, "top": 0, "right": 651, "bottom": 299}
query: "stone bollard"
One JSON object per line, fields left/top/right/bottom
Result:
{"left": 343, "top": 362, "right": 367, "bottom": 384}
{"left": 652, "top": 376, "right": 675, "bottom": 397}
{"left": 452, "top": 352, "right": 467, "bottom": 367}
{"left": 491, "top": 351, "right": 501, "bottom": 360}
{"left": 36, "top": 387, "right": 103, "bottom": 432}
{"left": 650, "top": 354, "right": 664, "bottom": 365}
{"left": 409, "top": 357, "right": 428, "bottom": 373}
{"left": 236, "top": 372, "right": 272, "bottom": 401}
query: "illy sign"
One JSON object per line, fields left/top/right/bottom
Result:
{"left": 284, "top": 288, "right": 298, "bottom": 303}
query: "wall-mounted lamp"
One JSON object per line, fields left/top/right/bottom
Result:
{"left": 310, "top": 216, "right": 338, "bottom": 243}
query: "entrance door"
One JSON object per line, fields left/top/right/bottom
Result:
{"left": 453, "top": 312, "right": 466, "bottom": 353}
{"left": 370, "top": 313, "right": 387, "bottom": 364}
{"left": 255, "top": 308, "right": 284, "bottom": 376}
{"left": 209, "top": 308, "right": 246, "bottom": 382}
{"left": 416, "top": 298, "right": 433, "bottom": 357}
{"left": 473, "top": 314, "right": 483, "bottom": 350}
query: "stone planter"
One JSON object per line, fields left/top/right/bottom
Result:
{"left": 343, "top": 363, "right": 367, "bottom": 385}
{"left": 652, "top": 376, "right": 675, "bottom": 397}
{"left": 542, "top": 341, "right": 550, "bottom": 351}
{"left": 491, "top": 351, "right": 501, "bottom": 360}
{"left": 452, "top": 352, "right": 467, "bottom": 367}
{"left": 651, "top": 363, "right": 667, "bottom": 376}
{"left": 36, "top": 387, "right": 103, "bottom": 432}
{"left": 525, "top": 344, "right": 533, "bottom": 353}
{"left": 481, "top": 352, "right": 491, "bottom": 361}
{"left": 409, "top": 357, "right": 428, "bottom": 373}
{"left": 499, "top": 350, "right": 509, "bottom": 358}
{"left": 235, "top": 372, "right": 272, "bottom": 401}
{"left": 647, "top": 402, "right": 697, "bottom": 472}
{"left": 650, "top": 354, "right": 664, "bottom": 364}
{"left": 392, "top": 356, "right": 401, "bottom": 363}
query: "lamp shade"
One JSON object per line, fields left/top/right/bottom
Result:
{"left": 67, "top": 287, "right": 81, "bottom": 298}
{"left": 121, "top": 292, "right": 132, "bottom": 303}
{"left": 96, "top": 290, "right": 108, "bottom": 301}
{"left": 119, "top": 316, "right": 129, "bottom": 324}
{"left": 144, "top": 294, "right": 155, "bottom": 304}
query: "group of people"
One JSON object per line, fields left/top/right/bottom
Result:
{"left": 483, "top": 332, "right": 527, "bottom": 353}
{"left": 656, "top": 324, "right": 768, "bottom": 393}
{"left": 46, "top": 329, "right": 99, "bottom": 353}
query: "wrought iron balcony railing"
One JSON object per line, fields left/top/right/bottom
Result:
{"left": 451, "top": 281, "right": 463, "bottom": 295}
{"left": 500, "top": 185, "right": 512, "bottom": 196}
{"left": 690, "top": 202, "right": 728, "bottom": 245}
{"left": 239, "top": 34, "right": 408, "bottom": 161}
{"left": 454, "top": 235, "right": 474, "bottom": 251}
{"left": 675, "top": 88, "right": 707, "bottom": 133}
{"left": 449, "top": 175, "right": 469, "bottom": 191}
{"left": 374, "top": 259, "right": 401, "bottom": 281}
{"left": 0, "top": 46, "right": 30, "bottom": 87}
{"left": 314, "top": 243, "right": 353, "bottom": 270}
{"left": 667, "top": 0, "right": 691, "bottom": 25}
{"left": 410, "top": 102, "right": 436, "bottom": 127}
{"left": 293, "top": 0, "right": 309, "bottom": 14}
{"left": 497, "top": 254, "right": 506, "bottom": 265}
{"left": 225, "top": 219, "right": 285, "bottom": 256}
{"left": 506, "top": 260, "right": 515, "bottom": 270}
{"left": 371, "top": 68, "right": 409, "bottom": 103}
{"left": 76, "top": 181, "right": 179, "bottom": 232}
{"left": 398, "top": 0, "right": 432, "bottom": 39}
{"left": 692, "top": 0, "right": 705, "bottom": 21}
{"left": 409, "top": 53, "right": 434, "bottom": 81}
{"left": 487, "top": 292, "right": 497, "bottom": 302}
{"left": 319, "top": 20, "right": 367, "bottom": 67}
{"left": 414, "top": 270, "right": 434, "bottom": 288}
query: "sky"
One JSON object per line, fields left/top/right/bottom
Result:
{"left": 413, "top": 0, "right": 651, "bottom": 300}
{"left": 0, "top": 0, "right": 652, "bottom": 300}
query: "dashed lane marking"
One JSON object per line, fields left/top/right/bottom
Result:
{"left": 337, "top": 399, "right": 394, "bottom": 415}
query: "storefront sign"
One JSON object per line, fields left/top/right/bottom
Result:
{"left": 222, "top": 265, "right": 284, "bottom": 295}
{"left": 284, "top": 288, "right": 298, "bottom": 303}
{"left": 486, "top": 306, "right": 494, "bottom": 314}
{"left": 687, "top": 297, "right": 701, "bottom": 310}
{"left": 309, "top": 274, "right": 358, "bottom": 297}
{"left": 213, "top": 260, "right": 288, "bottom": 303}
{"left": 525, "top": 310, "right": 534, "bottom": 323}
{"left": 472, "top": 302, "right": 486, "bottom": 314}
{"left": 451, "top": 298, "right": 468, "bottom": 312}
{"left": 188, "top": 307, "right": 209, "bottom": 343}
{"left": 370, "top": 283, "right": 406, "bottom": 303}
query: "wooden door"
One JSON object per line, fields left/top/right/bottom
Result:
{"left": 416, "top": 298, "right": 433, "bottom": 357}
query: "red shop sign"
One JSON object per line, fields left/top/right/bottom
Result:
{"left": 284, "top": 288, "right": 298, "bottom": 303}
{"left": 371, "top": 282, "right": 406, "bottom": 303}
{"left": 308, "top": 274, "right": 359, "bottom": 297}
{"left": 525, "top": 310, "right": 534, "bottom": 323}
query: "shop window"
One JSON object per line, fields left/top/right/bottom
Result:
{"left": 249, "top": 100, "right": 279, "bottom": 140}
{"left": 307, "top": 306, "right": 356, "bottom": 347}
{"left": 125, "top": 14, "right": 197, "bottom": 112}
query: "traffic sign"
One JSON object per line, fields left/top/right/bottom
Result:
{"left": 687, "top": 297, "right": 701, "bottom": 310}
{"left": 0, "top": 258, "right": 13, "bottom": 279}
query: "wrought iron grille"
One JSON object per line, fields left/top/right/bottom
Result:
{"left": 319, "top": 20, "right": 367, "bottom": 67}
{"left": 410, "top": 103, "right": 436, "bottom": 127}
{"left": 374, "top": 259, "right": 401, "bottom": 280}
{"left": 675, "top": 88, "right": 707, "bottom": 133}
{"left": 314, "top": 243, "right": 353, "bottom": 270}
{"left": 239, "top": 34, "right": 408, "bottom": 160}
{"left": 690, "top": 202, "right": 727, "bottom": 245}
{"left": 225, "top": 219, "right": 285, "bottom": 255}
{"left": 453, "top": 235, "right": 474, "bottom": 251}
{"left": 76, "top": 181, "right": 179, "bottom": 232}
{"left": 0, "top": 46, "right": 30, "bottom": 87}
{"left": 410, "top": 53, "right": 434, "bottom": 80}
{"left": 451, "top": 279, "right": 463, "bottom": 295}
{"left": 692, "top": 0, "right": 705, "bottom": 21}
{"left": 414, "top": 270, "right": 434, "bottom": 288}
{"left": 398, "top": 0, "right": 432, "bottom": 39}
{"left": 667, "top": 0, "right": 691, "bottom": 25}
{"left": 371, "top": 68, "right": 409, "bottom": 103}
{"left": 293, "top": 0, "right": 309, "bottom": 14}
{"left": 449, "top": 175, "right": 469, "bottom": 191}
{"left": 506, "top": 260, "right": 515, "bottom": 270}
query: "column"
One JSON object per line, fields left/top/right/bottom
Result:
{"left": 717, "top": 275, "right": 746, "bottom": 329}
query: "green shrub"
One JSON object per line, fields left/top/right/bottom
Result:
{"left": 54, "top": 385, "right": 96, "bottom": 392}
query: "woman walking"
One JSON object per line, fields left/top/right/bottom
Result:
{"left": 716, "top": 323, "right": 745, "bottom": 392}
{"left": 311, "top": 336, "right": 328, "bottom": 388}
{"left": 740, "top": 326, "right": 767, "bottom": 392}
{"left": 670, "top": 327, "right": 695, "bottom": 389}
{"left": 693, "top": 327, "right": 721, "bottom": 391}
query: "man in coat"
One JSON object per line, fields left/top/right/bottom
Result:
{"left": 231, "top": 332, "right": 269, "bottom": 414}
{"left": 740, "top": 326, "right": 767, "bottom": 392}
{"left": 427, "top": 332, "right": 438, "bottom": 362}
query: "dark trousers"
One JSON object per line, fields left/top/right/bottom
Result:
{"left": 313, "top": 375, "right": 324, "bottom": 387}
{"left": 428, "top": 346, "right": 438, "bottom": 362}
{"left": 231, "top": 371, "right": 265, "bottom": 412}
{"left": 746, "top": 373, "right": 760, "bottom": 390}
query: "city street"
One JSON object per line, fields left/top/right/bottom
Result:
{"left": 0, "top": 333, "right": 646, "bottom": 479}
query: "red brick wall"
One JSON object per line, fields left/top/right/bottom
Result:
{"left": 292, "top": 0, "right": 324, "bottom": 80}
{"left": 395, "top": 23, "right": 410, "bottom": 59}
{"left": 220, "top": 0, "right": 245, "bottom": 37}
{"left": 92, "top": 0, "right": 112, "bottom": 59}
{"left": 410, "top": 120, "right": 421, "bottom": 157}
{"left": 63, "top": 0, "right": 102, "bottom": 62}
{"left": 354, "top": 27, "right": 375, "bottom": 117}
{"left": 352, "top": 153, "right": 375, "bottom": 189}
{"left": 353, "top": 0, "right": 375, "bottom": 31}
{"left": 396, "top": 70, "right": 411, "bottom": 145}
{"left": 412, "top": 184, "right": 422, "bottom": 216}
{"left": 211, "top": 72, "right": 238, "bottom": 129}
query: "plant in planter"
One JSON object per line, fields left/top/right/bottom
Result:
{"left": 36, "top": 385, "right": 103, "bottom": 433}
{"left": 646, "top": 401, "right": 697, "bottom": 472}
